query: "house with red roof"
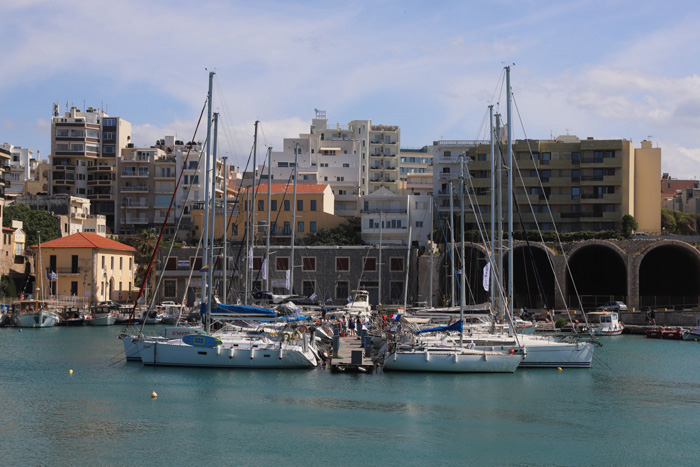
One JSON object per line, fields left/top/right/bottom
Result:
{"left": 35, "top": 232, "right": 136, "bottom": 304}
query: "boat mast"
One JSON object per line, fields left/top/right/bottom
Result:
{"left": 496, "top": 112, "right": 504, "bottom": 322}
{"left": 403, "top": 226, "right": 412, "bottom": 312}
{"left": 459, "top": 154, "right": 466, "bottom": 348}
{"left": 247, "top": 121, "right": 259, "bottom": 305}
{"left": 378, "top": 210, "right": 383, "bottom": 306}
{"left": 202, "top": 71, "right": 214, "bottom": 327}
{"left": 209, "top": 112, "right": 218, "bottom": 318}
{"left": 429, "top": 199, "right": 433, "bottom": 309}
{"left": 37, "top": 231, "right": 43, "bottom": 301}
{"left": 265, "top": 147, "right": 272, "bottom": 292}
{"left": 506, "top": 65, "right": 514, "bottom": 323}
{"left": 289, "top": 142, "right": 298, "bottom": 294}
{"left": 222, "top": 155, "right": 227, "bottom": 304}
{"left": 489, "top": 105, "right": 495, "bottom": 312}
{"left": 449, "top": 181, "right": 456, "bottom": 306}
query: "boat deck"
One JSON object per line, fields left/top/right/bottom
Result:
{"left": 329, "top": 335, "right": 376, "bottom": 374}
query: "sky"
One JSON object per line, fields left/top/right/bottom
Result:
{"left": 2, "top": 0, "right": 700, "bottom": 178}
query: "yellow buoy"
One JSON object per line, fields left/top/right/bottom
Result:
{"left": 151, "top": 391, "right": 158, "bottom": 399}
{"left": 557, "top": 367, "right": 563, "bottom": 371}
{"left": 69, "top": 369, "right": 73, "bottom": 375}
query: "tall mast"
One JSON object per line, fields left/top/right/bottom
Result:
{"left": 506, "top": 65, "right": 514, "bottom": 322}
{"left": 449, "top": 181, "right": 456, "bottom": 306}
{"left": 378, "top": 211, "right": 383, "bottom": 306}
{"left": 208, "top": 112, "right": 218, "bottom": 324}
{"left": 203, "top": 71, "right": 214, "bottom": 330}
{"left": 265, "top": 147, "right": 272, "bottom": 292}
{"left": 289, "top": 143, "right": 299, "bottom": 294}
{"left": 247, "top": 121, "right": 259, "bottom": 304}
{"left": 496, "top": 112, "right": 503, "bottom": 322}
{"left": 38, "top": 231, "right": 43, "bottom": 301}
{"left": 429, "top": 199, "right": 433, "bottom": 309}
{"left": 459, "top": 154, "right": 466, "bottom": 348}
{"left": 221, "top": 154, "right": 227, "bottom": 304}
{"left": 489, "top": 105, "right": 495, "bottom": 311}
{"left": 403, "top": 226, "right": 412, "bottom": 312}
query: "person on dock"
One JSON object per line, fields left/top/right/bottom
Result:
{"left": 348, "top": 317, "right": 356, "bottom": 336}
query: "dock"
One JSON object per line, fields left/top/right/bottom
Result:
{"left": 329, "top": 334, "right": 377, "bottom": 374}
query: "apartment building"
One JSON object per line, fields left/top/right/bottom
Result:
{"left": 0, "top": 144, "right": 10, "bottom": 200}
{"left": 0, "top": 143, "right": 39, "bottom": 198}
{"left": 399, "top": 146, "right": 433, "bottom": 195}
{"left": 115, "top": 136, "right": 217, "bottom": 239}
{"left": 432, "top": 136, "right": 662, "bottom": 234}
{"left": 13, "top": 194, "right": 107, "bottom": 237}
{"left": 49, "top": 105, "right": 131, "bottom": 231}
{"left": 361, "top": 188, "right": 432, "bottom": 246}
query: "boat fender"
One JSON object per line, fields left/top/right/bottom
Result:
{"left": 282, "top": 332, "right": 291, "bottom": 342}
{"left": 299, "top": 325, "right": 309, "bottom": 333}
{"left": 293, "top": 331, "right": 302, "bottom": 340}
{"left": 269, "top": 332, "right": 277, "bottom": 338}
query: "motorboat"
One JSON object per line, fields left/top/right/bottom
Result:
{"left": 11, "top": 300, "right": 60, "bottom": 328}
{"left": 86, "top": 303, "right": 118, "bottom": 326}
{"left": 60, "top": 306, "right": 85, "bottom": 326}
{"left": 682, "top": 318, "right": 700, "bottom": 341}
{"left": 646, "top": 327, "right": 684, "bottom": 340}
{"left": 586, "top": 311, "right": 624, "bottom": 336}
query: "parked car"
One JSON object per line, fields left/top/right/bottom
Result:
{"left": 597, "top": 301, "right": 628, "bottom": 312}
{"left": 633, "top": 232, "right": 649, "bottom": 238}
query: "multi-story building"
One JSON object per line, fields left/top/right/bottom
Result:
{"left": 661, "top": 173, "right": 700, "bottom": 214}
{"left": 0, "top": 143, "right": 39, "bottom": 198}
{"left": 190, "top": 183, "right": 346, "bottom": 243}
{"left": 260, "top": 110, "right": 402, "bottom": 217}
{"left": 12, "top": 195, "right": 107, "bottom": 237}
{"left": 35, "top": 232, "right": 136, "bottom": 304}
{"left": 115, "top": 136, "right": 217, "bottom": 238}
{"left": 49, "top": 105, "right": 131, "bottom": 231}
{"left": 433, "top": 136, "right": 661, "bottom": 234}
{"left": 22, "top": 160, "right": 50, "bottom": 195}
{"left": 399, "top": 146, "right": 433, "bottom": 195}
{"left": 0, "top": 144, "right": 11, "bottom": 201}
{"left": 361, "top": 188, "right": 432, "bottom": 246}
{"left": 0, "top": 220, "right": 26, "bottom": 279}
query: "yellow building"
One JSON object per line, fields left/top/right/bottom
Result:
{"left": 35, "top": 232, "right": 136, "bottom": 304}
{"left": 192, "top": 183, "right": 346, "bottom": 241}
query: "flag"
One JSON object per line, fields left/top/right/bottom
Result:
{"left": 285, "top": 269, "right": 291, "bottom": 291}
{"left": 261, "top": 258, "right": 268, "bottom": 280}
{"left": 51, "top": 271, "right": 58, "bottom": 280}
{"left": 482, "top": 262, "right": 490, "bottom": 292}
{"left": 248, "top": 247, "right": 253, "bottom": 269}
{"left": 200, "top": 264, "right": 210, "bottom": 272}
{"left": 389, "top": 314, "right": 402, "bottom": 321}
{"left": 456, "top": 269, "right": 463, "bottom": 275}
{"left": 309, "top": 292, "right": 317, "bottom": 301}
{"left": 46, "top": 271, "right": 51, "bottom": 280}
{"left": 347, "top": 295, "right": 353, "bottom": 302}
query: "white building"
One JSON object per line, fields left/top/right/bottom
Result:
{"left": 0, "top": 143, "right": 39, "bottom": 198}
{"left": 361, "top": 188, "right": 432, "bottom": 246}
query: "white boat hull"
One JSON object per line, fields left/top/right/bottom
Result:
{"left": 383, "top": 348, "right": 521, "bottom": 373}
{"left": 135, "top": 338, "right": 318, "bottom": 369}
{"left": 14, "top": 311, "right": 60, "bottom": 328}
{"left": 86, "top": 315, "right": 117, "bottom": 326}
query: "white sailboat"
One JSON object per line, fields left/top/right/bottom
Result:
{"left": 125, "top": 72, "right": 317, "bottom": 369}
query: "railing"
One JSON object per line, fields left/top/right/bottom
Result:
{"left": 121, "top": 185, "right": 149, "bottom": 192}
{"left": 362, "top": 208, "right": 407, "bottom": 214}
{"left": 54, "top": 268, "right": 80, "bottom": 275}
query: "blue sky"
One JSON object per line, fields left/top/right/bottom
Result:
{"left": 2, "top": 0, "right": 700, "bottom": 178}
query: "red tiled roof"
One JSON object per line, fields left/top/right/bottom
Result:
{"left": 241, "top": 183, "right": 328, "bottom": 194}
{"left": 38, "top": 232, "right": 135, "bottom": 251}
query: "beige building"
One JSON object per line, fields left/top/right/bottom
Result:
{"left": 49, "top": 105, "right": 132, "bottom": 231}
{"left": 191, "top": 183, "right": 346, "bottom": 242}
{"left": 433, "top": 136, "right": 662, "bottom": 234}
{"left": 35, "top": 232, "right": 136, "bottom": 304}
{"left": 12, "top": 194, "right": 107, "bottom": 237}
{"left": 0, "top": 220, "right": 27, "bottom": 279}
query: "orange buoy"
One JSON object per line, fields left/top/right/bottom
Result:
{"left": 69, "top": 369, "right": 73, "bottom": 375}
{"left": 151, "top": 391, "right": 158, "bottom": 399}
{"left": 557, "top": 367, "right": 563, "bottom": 371}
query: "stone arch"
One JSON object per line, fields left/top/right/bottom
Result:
{"left": 565, "top": 241, "right": 628, "bottom": 309}
{"left": 636, "top": 240, "right": 700, "bottom": 309}
{"left": 502, "top": 242, "right": 557, "bottom": 310}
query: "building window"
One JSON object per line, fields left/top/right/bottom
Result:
{"left": 390, "top": 257, "right": 404, "bottom": 271}
{"left": 310, "top": 200, "right": 317, "bottom": 211}
{"left": 284, "top": 200, "right": 290, "bottom": 211}
{"left": 302, "top": 281, "right": 315, "bottom": 297}
{"left": 271, "top": 200, "right": 277, "bottom": 211}
{"left": 164, "top": 280, "right": 177, "bottom": 298}
{"left": 283, "top": 222, "right": 290, "bottom": 235}
{"left": 310, "top": 221, "right": 317, "bottom": 233}
{"left": 336, "top": 257, "right": 350, "bottom": 272}
{"left": 258, "top": 200, "right": 264, "bottom": 211}
{"left": 364, "top": 257, "right": 377, "bottom": 271}
{"left": 302, "top": 257, "right": 316, "bottom": 271}
{"left": 336, "top": 281, "right": 349, "bottom": 300}
{"left": 298, "top": 221, "right": 304, "bottom": 233}
{"left": 477, "top": 153, "right": 487, "bottom": 161}
{"left": 297, "top": 200, "right": 303, "bottom": 211}
{"left": 276, "top": 257, "right": 290, "bottom": 271}
{"left": 571, "top": 187, "right": 580, "bottom": 200}
{"left": 416, "top": 221, "right": 423, "bottom": 227}
{"left": 541, "top": 152, "right": 551, "bottom": 165}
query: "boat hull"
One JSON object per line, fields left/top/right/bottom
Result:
{"left": 14, "top": 311, "right": 60, "bottom": 328}
{"left": 383, "top": 349, "right": 521, "bottom": 373}
{"left": 86, "top": 315, "right": 117, "bottom": 326}
{"left": 136, "top": 339, "right": 318, "bottom": 369}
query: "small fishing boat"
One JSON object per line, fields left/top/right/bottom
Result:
{"left": 646, "top": 327, "right": 684, "bottom": 339}
{"left": 86, "top": 302, "right": 118, "bottom": 326}
{"left": 682, "top": 318, "right": 700, "bottom": 341}
{"left": 12, "top": 300, "right": 60, "bottom": 328}
{"left": 586, "top": 311, "right": 624, "bottom": 336}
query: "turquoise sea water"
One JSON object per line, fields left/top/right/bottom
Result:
{"left": 1, "top": 326, "right": 699, "bottom": 466}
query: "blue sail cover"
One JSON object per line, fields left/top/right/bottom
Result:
{"left": 416, "top": 320, "right": 463, "bottom": 335}
{"left": 201, "top": 302, "right": 277, "bottom": 317}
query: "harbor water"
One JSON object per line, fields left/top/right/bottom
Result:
{"left": 2, "top": 326, "right": 699, "bottom": 466}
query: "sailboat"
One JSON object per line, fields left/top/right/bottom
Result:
{"left": 125, "top": 72, "right": 317, "bottom": 369}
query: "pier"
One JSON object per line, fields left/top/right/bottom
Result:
{"left": 329, "top": 332, "right": 377, "bottom": 374}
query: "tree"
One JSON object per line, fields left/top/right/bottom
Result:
{"left": 122, "top": 228, "right": 159, "bottom": 288}
{"left": 305, "top": 223, "right": 363, "bottom": 246}
{"left": 621, "top": 214, "right": 638, "bottom": 238}
{"left": 661, "top": 208, "right": 677, "bottom": 233}
{"left": 3, "top": 204, "right": 60, "bottom": 247}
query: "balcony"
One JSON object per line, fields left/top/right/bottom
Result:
{"left": 52, "top": 179, "right": 75, "bottom": 186}
{"left": 121, "top": 185, "right": 149, "bottom": 192}
{"left": 121, "top": 170, "right": 149, "bottom": 177}
{"left": 122, "top": 201, "right": 149, "bottom": 209}
{"left": 55, "top": 268, "right": 80, "bottom": 275}
{"left": 87, "top": 193, "right": 113, "bottom": 200}
{"left": 87, "top": 179, "right": 113, "bottom": 187}
{"left": 53, "top": 164, "right": 76, "bottom": 172}
{"left": 87, "top": 165, "right": 114, "bottom": 173}
{"left": 122, "top": 216, "right": 149, "bottom": 224}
